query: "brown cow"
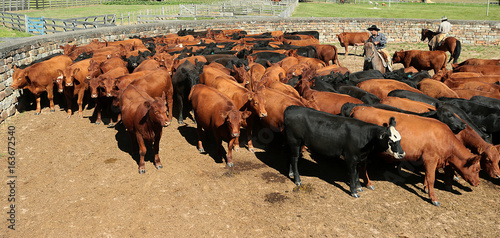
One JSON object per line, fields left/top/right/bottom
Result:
{"left": 452, "top": 65, "right": 500, "bottom": 75}
{"left": 132, "top": 59, "right": 160, "bottom": 73}
{"left": 336, "top": 32, "right": 370, "bottom": 57}
{"left": 347, "top": 106, "right": 481, "bottom": 206}
{"left": 380, "top": 96, "right": 436, "bottom": 113}
{"left": 417, "top": 78, "right": 459, "bottom": 99}
{"left": 11, "top": 55, "right": 73, "bottom": 115}
{"left": 128, "top": 68, "right": 174, "bottom": 125}
{"left": 357, "top": 79, "right": 423, "bottom": 100}
{"left": 452, "top": 89, "right": 500, "bottom": 100}
{"left": 189, "top": 84, "right": 251, "bottom": 167}
{"left": 120, "top": 85, "right": 168, "bottom": 174}
{"left": 312, "top": 44, "right": 341, "bottom": 66}
{"left": 56, "top": 59, "right": 92, "bottom": 118}
{"left": 392, "top": 50, "right": 447, "bottom": 74}
{"left": 295, "top": 79, "right": 363, "bottom": 115}
{"left": 454, "top": 58, "right": 500, "bottom": 67}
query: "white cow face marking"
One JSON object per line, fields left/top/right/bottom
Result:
{"left": 385, "top": 126, "right": 405, "bottom": 159}
{"left": 389, "top": 126, "right": 401, "bottom": 142}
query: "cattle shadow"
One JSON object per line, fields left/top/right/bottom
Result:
{"left": 177, "top": 124, "right": 224, "bottom": 164}
{"left": 113, "top": 123, "right": 159, "bottom": 169}
{"left": 15, "top": 88, "right": 64, "bottom": 114}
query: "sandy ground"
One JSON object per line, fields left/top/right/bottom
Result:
{"left": 1, "top": 45, "right": 499, "bottom": 237}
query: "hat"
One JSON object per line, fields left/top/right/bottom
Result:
{"left": 441, "top": 16, "right": 448, "bottom": 21}
{"left": 367, "top": 25, "right": 380, "bottom": 31}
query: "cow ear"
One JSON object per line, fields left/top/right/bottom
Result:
{"left": 73, "top": 67, "right": 80, "bottom": 75}
{"left": 389, "top": 117, "right": 396, "bottom": 127}
{"left": 246, "top": 92, "right": 253, "bottom": 101}
{"left": 220, "top": 110, "right": 229, "bottom": 119}
{"left": 242, "top": 110, "right": 252, "bottom": 119}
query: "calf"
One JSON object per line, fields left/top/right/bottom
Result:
{"left": 56, "top": 59, "right": 92, "bottom": 118}
{"left": 284, "top": 105, "right": 404, "bottom": 198}
{"left": 392, "top": 50, "right": 447, "bottom": 74}
{"left": 120, "top": 85, "right": 168, "bottom": 174}
{"left": 336, "top": 32, "right": 370, "bottom": 57}
{"left": 189, "top": 84, "right": 251, "bottom": 167}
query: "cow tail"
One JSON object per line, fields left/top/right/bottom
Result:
{"left": 450, "top": 40, "right": 461, "bottom": 64}
{"left": 442, "top": 52, "right": 448, "bottom": 71}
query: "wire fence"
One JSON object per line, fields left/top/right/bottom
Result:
{"left": 1, "top": 0, "right": 115, "bottom": 11}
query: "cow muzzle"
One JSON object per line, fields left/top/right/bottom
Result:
{"left": 232, "top": 133, "right": 239, "bottom": 137}
{"left": 58, "top": 88, "right": 64, "bottom": 93}
{"left": 260, "top": 113, "right": 267, "bottom": 118}
{"left": 91, "top": 94, "right": 98, "bottom": 98}
{"left": 66, "top": 83, "right": 73, "bottom": 87}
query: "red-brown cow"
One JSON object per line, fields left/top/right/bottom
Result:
{"left": 347, "top": 106, "right": 481, "bottom": 206}
{"left": 336, "top": 32, "right": 370, "bottom": 57}
{"left": 11, "top": 55, "right": 72, "bottom": 115}
{"left": 392, "top": 50, "right": 447, "bottom": 74}
{"left": 452, "top": 65, "right": 500, "bottom": 75}
{"left": 133, "top": 59, "right": 161, "bottom": 73}
{"left": 56, "top": 59, "right": 92, "bottom": 118}
{"left": 357, "top": 79, "right": 423, "bottom": 100}
{"left": 295, "top": 79, "right": 363, "bottom": 115}
{"left": 189, "top": 84, "right": 251, "bottom": 167}
{"left": 454, "top": 58, "right": 500, "bottom": 67}
{"left": 120, "top": 85, "right": 168, "bottom": 174}
{"left": 380, "top": 96, "right": 436, "bottom": 113}
{"left": 417, "top": 78, "right": 459, "bottom": 99}
{"left": 312, "top": 44, "right": 341, "bottom": 66}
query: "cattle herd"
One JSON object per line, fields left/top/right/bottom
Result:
{"left": 9, "top": 28, "right": 500, "bottom": 207}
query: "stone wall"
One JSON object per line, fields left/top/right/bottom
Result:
{"left": 1, "top": 17, "right": 499, "bottom": 123}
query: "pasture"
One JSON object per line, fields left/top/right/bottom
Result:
{"left": 1, "top": 39, "right": 499, "bottom": 236}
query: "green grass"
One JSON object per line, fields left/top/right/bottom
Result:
{"left": 0, "top": 26, "right": 33, "bottom": 37}
{"left": 292, "top": 3, "right": 500, "bottom": 21}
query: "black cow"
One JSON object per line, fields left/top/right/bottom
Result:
{"left": 172, "top": 60, "right": 205, "bottom": 125}
{"left": 283, "top": 105, "right": 405, "bottom": 198}
{"left": 348, "top": 70, "right": 384, "bottom": 84}
{"left": 470, "top": 96, "right": 500, "bottom": 111}
{"left": 336, "top": 85, "right": 381, "bottom": 104}
{"left": 284, "top": 31, "right": 320, "bottom": 40}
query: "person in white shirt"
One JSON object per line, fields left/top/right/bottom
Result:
{"left": 429, "top": 16, "right": 452, "bottom": 50}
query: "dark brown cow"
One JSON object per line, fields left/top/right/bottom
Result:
{"left": 392, "top": 50, "right": 447, "bottom": 74}
{"left": 454, "top": 58, "right": 500, "bottom": 67}
{"left": 347, "top": 106, "right": 481, "bottom": 206}
{"left": 120, "top": 85, "right": 168, "bottom": 174}
{"left": 312, "top": 44, "right": 341, "bottom": 66}
{"left": 336, "top": 32, "right": 370, "bottom": 57}
{"left": 11, "top": 55, "right": 72, "bottom": 115}
{"left": 189, "top": 84, "right": 251, "bottom": 167}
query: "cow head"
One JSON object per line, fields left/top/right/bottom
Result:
{"left": 221, "top": 109, "right": 251, "bottom": 138}
{"left": 455, "top": 155, "right": 481, "bottom": 187}
{"left": 434, "top": 102, "right": 467, "bottom": 133}
{"left": 231, "top": 65, "right": 251, "bottom": 85}
{"left": 249, "top": 91, "right": 267, "bottom": 118}
{"left": 87, "top": 77, "right": 103, "bottom": 98}
{"left": 392, "top": 50, "right": 405, "bottom": 64}
{"left": 144, "top": 92, "right": 169, "bottom": 127}
{"left": 480, "top": 146, "right": 500, "bottom": 179}
{"left": 11, "top": 65, "right": 29, "bottom": 90}
{"left": 380, "top": 117, "right": 405, "bottom": 159}
{"left": 54, "top": 69, "right": 66, "bottom": 93}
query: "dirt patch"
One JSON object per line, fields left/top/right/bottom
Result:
{"left": 1, "top": 44, "right": 499, "bottom": 237}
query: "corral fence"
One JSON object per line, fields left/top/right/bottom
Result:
{"left": 0, "top": 11, "right": 116, "bottom": 34}
{"left": 1, "top": 0, "right": 114, "bottom": 11}
{"left": 0, "top": 0, "right": 298, "bottom": 34}
{"left": 136, "top": 0, "right": 298, "bottom": 23}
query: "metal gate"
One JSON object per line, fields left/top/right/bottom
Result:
{"left": 26, "top": 16, "right": 44, "bottom": 35}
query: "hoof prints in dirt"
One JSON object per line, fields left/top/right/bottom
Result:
{"left": 293, "top": 183, "right": 314, "bottom": 194}
{"left": 222, "top": 161, "right": 267, "bottom": 177}
{"left": 261, "top": 172, "right": 287, "bottom": 183}
{"left": 104, "top": 158, "right": 118, "bottom": 164}
{"left": 264, "top": 192, "right": 288, "bottom": 204}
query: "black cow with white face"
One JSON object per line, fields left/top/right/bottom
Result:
{"left": 284, "top": 106, "right": 405, "bottom": 198}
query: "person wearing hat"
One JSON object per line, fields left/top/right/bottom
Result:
{"left": 429, "top": 16, "right": 452, "bottom": 50}
{"left": 365, "top": 24, "right": 393, "bottom": 71}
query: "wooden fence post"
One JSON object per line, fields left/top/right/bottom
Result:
{"left": 25, "top": 15, "right": 28, "bottom": 33}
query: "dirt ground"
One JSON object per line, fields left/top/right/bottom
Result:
{"left": 1, "top": 45, "right": 500, "bottom": 237}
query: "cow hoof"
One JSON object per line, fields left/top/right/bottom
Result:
{"left": 351, "top": 193, "right": 360, "bottom": 198}
{"left": 227, "top": 162, "right": 234, "bottom": 167}
{"left": 367, "top": 185, "right": 375, "bottom": 190}
{"left": 248, "top": 148, "right": 255, "bottom": 153}
{"left": 138, "top": 169, "right": 146, "bottom": 174}
{"left": 178, "top": 121, "right": 184, "bottom": 125}
{"left": 95, "top": 122, "right": 101, "bottom": 125}
{"left": 67, "top": 115, "right": 71, "bottom": 119}
{"left": 50, "top": 109, "right": 55, "bottom": 112}
{"left": 164, "top": 122, "right": 170, "bottom": 127}
{"left": 156, "top": 165, "right": 163, "bottom": 169}
{"left": 34, "top": 112, "right": 40, "bottom": 115}
{"left": 357, "top": 187, "right": 364, "bottom": 192}
{"left": 198, "top": 148, "right": 205, "bottom": 153}
{"left": 453, "top": 176, "right": 460, "bottom": 181}
{"left": 295, "top": 181, "right": 302, "bottom": 186}
{"left": 109, "top": 123, "right": 115, "bottom": 127}
{"left": 234, "top": 147, "right": 240, "bottom": 152}
{"left": 445, "top": 185, "right": 453, "bottom": 192}
{"left": 432, "top": 201, "right": 441, "bottom": 207}
{"left": 289, "top": 171, "right": 294, "bottom": 179}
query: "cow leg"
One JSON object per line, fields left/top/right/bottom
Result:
{"left": 233, "top": 136, "right": 240, "bottom": 152}
{"left": 227, "top": 137, "right": 236, "bottom": 167}
{"left": 136, "top": 132, "right": 147, "bottom": 174}
{"left": 214, "top": 133, "right": 226, "bottom": 165}
{"left": 77, "top": 88, "right": 85, "bottom": 118}
{"left": 287, "top": 142, "right": 302, "bottom": 186}
{"left": 64, "top": 91, "right": 73, "bottom": 118}
{"left": 177, "top": 93, "right": 185, "bottom": 125}
{"left": 345, "top": 157, "right": 361, "bottom": 198}
{"left": 94, "top": 99, "right": 102, "bottom": 125}
{"left": 154, "top": 131, "right": 163, "bottom": 170}
{"left": 423, "top": 159, "right": 440, "bottom": 206}
{"left": 196, "top": 124, "right": 205, "bottom": 153}
{"left": 359, "top": 164, "right": 374, "bottom": 190}
{"left": 35, "top": 97, "right": 42, "bottom": 115}
{"left": 344, "top": 46, "right": 348, "bottom": 58}
{"left": 166, "top": 90, "right": 173, "bottom": 126}
{"left": 46, "top": 85, "right": 56, "bottom": 112}
{"left": 246, "top": 118, "right": 255, "bottom": 153}
{"left": 443, "top": 165, "right": 455, "bottom": 192}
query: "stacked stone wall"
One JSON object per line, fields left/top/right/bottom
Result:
{"left": 1, "top": 17, "right": 498, "bottom": 123}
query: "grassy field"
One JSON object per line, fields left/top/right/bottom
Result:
{"left": 293, "top": 2, "right": 499, "bottom": 20}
